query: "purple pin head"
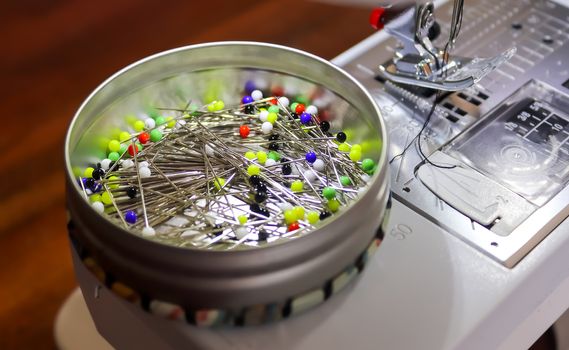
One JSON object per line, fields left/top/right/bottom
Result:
{"left": 305, "top": 151, "right": 317, "bottom": 164}
{"left": 300, "top": 112, "right": 312, "bottom": 125}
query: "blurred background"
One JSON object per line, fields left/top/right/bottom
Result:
{"left": 0, "top": 0, "right": 556, "bottom": 349}
{"left": 0, "top": 1, "right": 372, "bottom": 348}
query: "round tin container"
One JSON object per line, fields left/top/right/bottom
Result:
{"left": 65, "top": 42, "right": 390, "bottom": 326}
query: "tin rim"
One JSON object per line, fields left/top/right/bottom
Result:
{"left": 64, "top": 41, "right": 390, "bottom": 309}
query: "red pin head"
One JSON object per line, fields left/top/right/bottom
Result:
{"left": 369, "top": 7, "right": 387, "bottom": 30}
{"left": 138, "top": 132, "right": 150, "bottom": 144}
{"left": 239, "top": 125, "right": 250, "bottom": 138}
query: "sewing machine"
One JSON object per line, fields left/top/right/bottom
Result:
{"left": 55, "top": 0, "right": 569, "bottom": 348}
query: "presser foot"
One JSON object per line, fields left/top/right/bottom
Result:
{"left": 378, "top": 47, "right": 517, "bottom": 91}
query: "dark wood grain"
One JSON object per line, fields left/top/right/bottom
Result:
{"left": 0, "top": 1, "right": 554, "bottom": 349}
{"left": 0, "top": 1, "right": 373, "bottom": 349}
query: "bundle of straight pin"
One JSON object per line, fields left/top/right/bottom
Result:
{"left": 78, "top": 89, "right": 378, "bottom": 250}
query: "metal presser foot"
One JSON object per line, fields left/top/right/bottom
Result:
{"left": 373, "top": 1, "right": 516, "bottom": 91}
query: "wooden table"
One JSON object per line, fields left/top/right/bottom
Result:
{"left": 0, "top": 1, "right": 553, "bottom": 349}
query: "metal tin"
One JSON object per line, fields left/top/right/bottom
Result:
{"left": 64, "top": 42, "right": 389, "bottom": 324}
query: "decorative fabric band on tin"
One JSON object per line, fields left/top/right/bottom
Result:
{"left": 67, "top": 196, "right": 389, "bottom": 327}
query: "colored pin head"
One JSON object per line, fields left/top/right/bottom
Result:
{"left": 300, "top": 112, "right": 312, "bottom": 124}
{"left": 305, "top": 152, "right": 317, "bottom": 163}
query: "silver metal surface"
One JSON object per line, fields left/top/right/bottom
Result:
{"left": 379, "top": 0, "right": 516, "bottom": 90}
{"left": 342, "top": 0, "right": 569, "bottom": 267}
{"left": 379, "top": 47, "right": 517, "bottom": 90}
{"left": 417, "top": 151, "right": 536, "bottom": 231}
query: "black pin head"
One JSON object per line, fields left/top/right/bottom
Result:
{"left": 336, "top": 132, "right": 347, "bottom": 143}
{"left": 319, "top": 120, "right": 330, "bottom": 132}
{"left": 126, "top": 186, "right": 138, "bottom": 199}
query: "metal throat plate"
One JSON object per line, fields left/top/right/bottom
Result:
{"left": 340, "top": 0, "right": 569, "bottom": 267}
